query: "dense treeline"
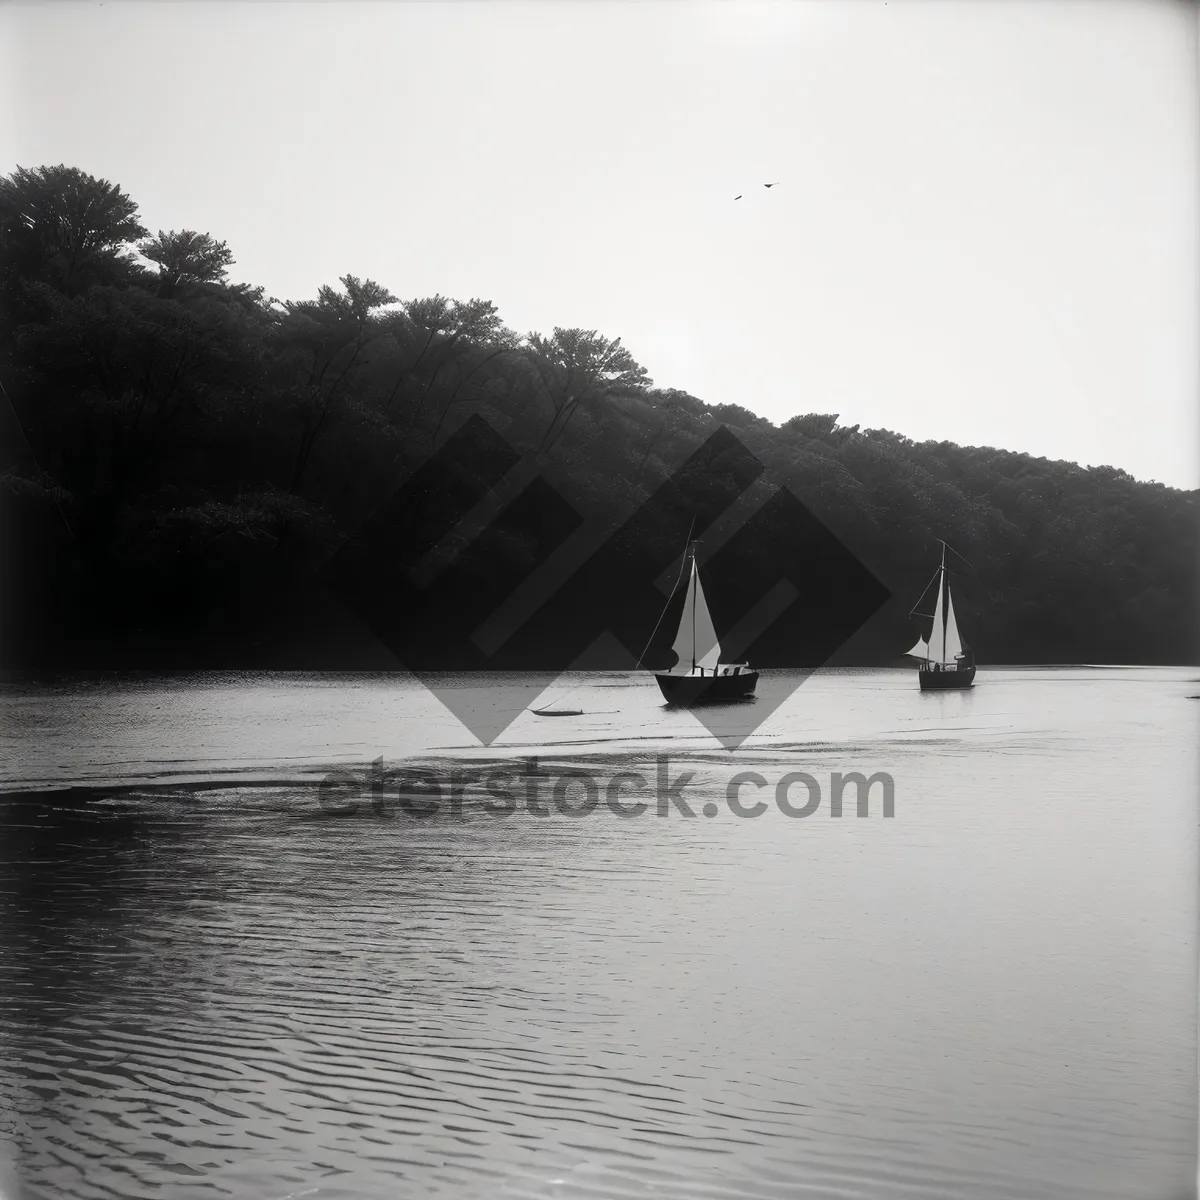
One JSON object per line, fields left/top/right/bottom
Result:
{"left": 1, "top": 165, "right": 1195, "bottom": 668}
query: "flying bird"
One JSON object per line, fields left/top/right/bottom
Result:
{"left": 734, "top": 194, "right": 742, "bottom": 200}
{"left": 764, "top": 182, "right": 780, "bottom": 188}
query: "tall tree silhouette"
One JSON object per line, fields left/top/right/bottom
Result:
{"left": 139, "top": 230, "right": 234, "bottom": 299}
{"left": 0, "top": 164, "right": 146, "bottom": 297}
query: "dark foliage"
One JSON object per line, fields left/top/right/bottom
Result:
{"left": 0, "top": 166, "right": 1195, "bottom": 667}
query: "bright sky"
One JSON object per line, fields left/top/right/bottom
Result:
{"left": 3, "top": 1, "right": 1197, "bottom": 487}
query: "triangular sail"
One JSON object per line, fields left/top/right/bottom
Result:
{"left": 903, "top": 636, "right": 929, "bottom": 660}
{"left": 929, "top": 565, "right": 946, "bottom": 663}
{"left": 668, "top": 558, "right": 722, "bottom": 673}
{"left": 691, "top": 568, "right": 722, "bottom": 670}
{"left": 943, "top": 587, "right": 963, "bottom": 662}
{"left": 668, "top": 562, "right": 696, "bottom": 670}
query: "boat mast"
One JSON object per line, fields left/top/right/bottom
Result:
{"left": 690, "top": 543, "right": 698, "bottom": 672}
{"left": 939, "top": 540, "right": 948, "bottom": 661}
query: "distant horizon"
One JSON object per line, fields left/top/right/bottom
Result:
{"left": 3, "top": 0, "right": 1197, "bottom": 488}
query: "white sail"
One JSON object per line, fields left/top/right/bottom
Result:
{"left": 691, "top": 569, "right": 722, "bottom": 670}
{"left": 667, "top": 561, "right": 696, "bottom": 670}
{"left": 943, "top": 587, "right": 963, "bottom": 662}
{"left": 929, "top": 566, "right": 946, "bottom": 663}
{"left": 903, "top": 636, "right": 929, "bottom": 660}
{"left": 668, "top": 559, "right": 722, "bottom": 673}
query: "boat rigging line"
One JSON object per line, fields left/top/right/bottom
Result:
{"left": 633, "top": 515, "right": 696, "bottom": 671}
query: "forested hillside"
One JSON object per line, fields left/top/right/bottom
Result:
{"left": 2, "top": 165, "right": 1195, "bottom": 668}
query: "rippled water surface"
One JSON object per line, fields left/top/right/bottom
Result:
{"left": 0, "top": 667, "right": 1195, "bottom": 1199}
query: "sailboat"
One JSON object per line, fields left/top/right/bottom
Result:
{"left": 653, "top": 541, "right": 758, "bottom": 705}
{"left": 905, "top": 542, "right": 976, "bottom": 690}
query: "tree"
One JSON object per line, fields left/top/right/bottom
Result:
{"left": 525, "top": 327, "right": 651, "bottom": 452}
{"left": 421, "top": 299, "right": 521, "bottom": 440}
{"left": 783, "top": 412, "right": 841, "bottom": 441}
{"left": 139, "top": 229, "right": 234, "bottom": 298}
{"left": 10, "top": 281, "right": 262, "bottom": 573}
{"left": 275, "top": 274, "right": 397, "bottom": 488}
{"left": 381, "top": 295, "right": 517, "bottom": 430}
{"left": 0, "top": 164, "right": 147, "bottom": 296}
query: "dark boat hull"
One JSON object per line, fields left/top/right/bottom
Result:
{"left": 656, "top": 670, "right": 758, "bottom": 705}
{"left": 918, "top": 663, "right": 976, "bottom": 690}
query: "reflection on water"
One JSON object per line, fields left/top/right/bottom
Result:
{"left": 0, "top": 668, "right": 1195, "bottom": 1199}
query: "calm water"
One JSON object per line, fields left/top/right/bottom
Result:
{"left": 0, "top": 667, "right": 1196, "bottom": 1199}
